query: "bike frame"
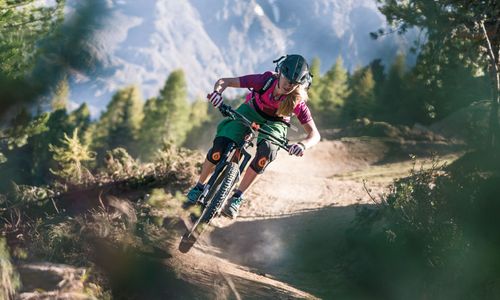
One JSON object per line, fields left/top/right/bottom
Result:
{"left": 196, "top": 103, "right": 289, "bottom": 207}
{"left": 179, "top": 104, "right": 291, "bottom": 252}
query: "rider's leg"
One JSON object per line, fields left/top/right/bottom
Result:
{"left": 196, "top": 158, "right": 216, "bottom": 185}
{"left": 237, "top": 139, "right": 278, "bottom": 194}
{"left": 198, "top": 136, "right": 235, "bottom": 185}
{"left": 224, "top": 140, "right": 278, "bottom": 218}
{"left": 234, "top": 167, "right": 260, "bottom": 194}
{"left": 184, "top": 137, "right": 234, "bottom": 207}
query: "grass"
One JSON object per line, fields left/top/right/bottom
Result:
{"left": 0, "top": 237, "right": 20, "bottom": 299}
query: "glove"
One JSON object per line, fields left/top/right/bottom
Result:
{"left": 288, "top": 143, "right": 305, "bottom": 156}
{"left": 208, "top": 91, "right": 223, "bottom": 108}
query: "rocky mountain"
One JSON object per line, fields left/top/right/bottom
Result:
{"left": 66, "top": 0, "right": 416, "bottom": 117}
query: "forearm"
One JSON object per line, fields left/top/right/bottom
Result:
{"left": 300, "top": 131, "right": 321, "bottom": 149}
{"left": 214, "top": 77, "right": 240, "bottom": 93}
{"left": 300, "top": 120, "right": 321, "bottom": 149}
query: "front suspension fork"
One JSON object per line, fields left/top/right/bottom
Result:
{"left": 197, "top": 142, "right": 236, "bottom": 205}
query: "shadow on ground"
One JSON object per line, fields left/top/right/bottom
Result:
{"left": 207, "top": 204, "right": 373, "bottom": 299}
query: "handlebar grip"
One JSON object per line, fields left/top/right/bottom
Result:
{"left": 218, "top": 103, "right": 232, "bottom": 118}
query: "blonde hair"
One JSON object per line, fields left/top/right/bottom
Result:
{"left": 276, "top": 84, "right": 309, "bottom": 117}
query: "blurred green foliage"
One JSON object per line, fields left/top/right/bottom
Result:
{"left": 345, "top": 152, "right": 500, "bottom": 299}
{"left": 138, "top": 70, "right": 191, "bottom": 160}
{"left": 92, "top": 86, "right": 144, "bottom": 160}
{"left": 373, "top": 0, "right": 499, "bottom": 146}
{"left": 0, "top": 237, "right": 20, "bottom": 299}
{"left": 49, "top": 128, "right": 95, "bottom": 185}
{"left": 316, "top": 57, "right": 350, "bottom": 126}
{"left": 0, "top": 0, "right": 65, "bottom": 78}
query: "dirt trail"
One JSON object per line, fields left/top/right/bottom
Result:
{"left": 241, "top": 140, "right": 387, "bottom": 218}
{"left": 167, "top": 138, "right": 461, "bottom": 299}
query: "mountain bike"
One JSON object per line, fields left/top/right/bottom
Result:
{"left": 178, "top": 103, "right": 290, "bottom": 253}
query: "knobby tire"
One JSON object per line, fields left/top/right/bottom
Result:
{"left": 201, "top": 162, "right": 240, "bottom": 223}
{"left": 179, "top": 162, "right": 239, "bottom": 253}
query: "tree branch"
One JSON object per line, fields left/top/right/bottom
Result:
{"left": 1, "top": 14, "right": 54, "bottom": 29}
{"left": 481, "top": 20, "right": 499, "bottom": 73}
{"left": 0, "top": 1, "right": 36, "bottom": 11}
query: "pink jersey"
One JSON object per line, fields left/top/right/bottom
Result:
{"left": 238, "top": 71, "right": 313, "bottom": 124}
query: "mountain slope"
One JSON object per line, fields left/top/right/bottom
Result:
{"left": 66, "top": 0, "right": 416, "bottom": 117}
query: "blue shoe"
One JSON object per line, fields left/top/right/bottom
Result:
{"left": 182, "top": 186, "right": 203, "bottom": 209}
{"left": 223, "top": 196, "right": 243, "bottom": 219}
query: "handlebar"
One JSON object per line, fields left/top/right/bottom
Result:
{"left": 218, "top": 103, "right": 290, "bottom": 151}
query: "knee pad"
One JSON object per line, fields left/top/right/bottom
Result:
{"left": 207, "top": 136, "right": 233, "bottom": 164}
{"left": 250, "top": 140, "right": 278, "bottom": 174}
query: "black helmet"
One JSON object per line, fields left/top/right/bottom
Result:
{"left": 274, "top": 54, "right": 312, "bottom": 87}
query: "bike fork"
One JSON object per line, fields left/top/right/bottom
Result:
{"left": 197, "top": 142, "right": 236, "bottom": 206}
{"left": 239, "top": 147, "right": 252, "bottom": 174}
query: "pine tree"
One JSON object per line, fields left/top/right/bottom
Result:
{"left": 369, "top": 59, "right": 386, "bottom": 106}
{"left": 93, "top": 85, "right": 144, "bottom": 159}
{"left": 1, "top": 108, "right": 49, "bottom": 152}
{"left": 183, "top": 98, "right": 212, "bottom": 149}
{"left": 307, "top": 57, "right": 322, "bottom": 113}
{"left": 344, "top": 67, "right": 376, "bottom": 121}
{"left": 68, "top": 103, "right": 91, "bottom": 139}
{"left": 49, "top": 128, "right": 95, "bottom": 185}
{"left": 51, "top": 76, "right": 69, "bottom": 111}
{"left": 319, "top": 56, "right": 350, "bottom": 126}
{"left": 0, "top": 0, "right": 65, "bottom": 79}
{"left": 161, "top": 69, "right": 190, "bottom": 144}
{"left": 137, "top": 97, "right": 161, "bottom": 159}
{"left": 0, "top": 109, "right": 49, "bottom": 190}
{"left": 138, "top": 69, "right": 190, "bottom": 159}
{"left": 28, "top": 102, "right": 93, "bottom": 184}
{"left": 377, "top": 54, "right": 406, "bottom": 123}
{"left": 376, "top": 0, "right": 499, "bottom": 147}
{"left": 29, "top": 108, "right": 70, "bottom": 184}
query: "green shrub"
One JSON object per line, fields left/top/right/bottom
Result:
{"left": 104, "top": 147, "right": 141, "bottom": 180}
{"left": 345, "top": 155, "right": 500, "bottom": 299}
{"left": 49, "top": 128, "right": 95, "bottom": 185}
{"left": 0, "top": 238, "right": 20, "bottom": 300}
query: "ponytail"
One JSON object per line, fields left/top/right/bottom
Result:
{"left": 276, "top": 85, "right": 308, "bottom": 117}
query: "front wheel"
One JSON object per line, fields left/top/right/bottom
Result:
{"left": 201, "top": 162, "right": 240, "bottom": 223}
{"left": 178, "top": 232, "right": 197, "bottom": 253}
{"left": 178, "top": 162, "right": 240, "bottom": 253}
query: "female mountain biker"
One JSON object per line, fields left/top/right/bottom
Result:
{"left": 183, "top": 54, "right": 321, "bottom": 219}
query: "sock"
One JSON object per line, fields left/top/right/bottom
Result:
{"left": 194, "top": 182, "right": 205, "bottom": 190}
{"left": 233, "top": 190, "right": 243, "bottom": 199}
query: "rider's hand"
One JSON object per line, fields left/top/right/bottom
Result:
{"left": 208, "top": 91, "right": 223, "bottom": 108}
{"left": 288, "top": 143, "right": 305, "bottom": 157}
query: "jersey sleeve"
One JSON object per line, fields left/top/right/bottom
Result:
{"left": 238, "top": 71, "right": 274, "bottom": 90}
{"left": 294, "top": 101, "right": 313, "bottom": 124}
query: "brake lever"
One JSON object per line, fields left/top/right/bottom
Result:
{"left": 218, "top": 104, "right": 232, "bottom": 118}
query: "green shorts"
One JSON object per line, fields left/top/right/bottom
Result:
{"left": 215, "top": 103, "right": 288, "bottom": 146}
